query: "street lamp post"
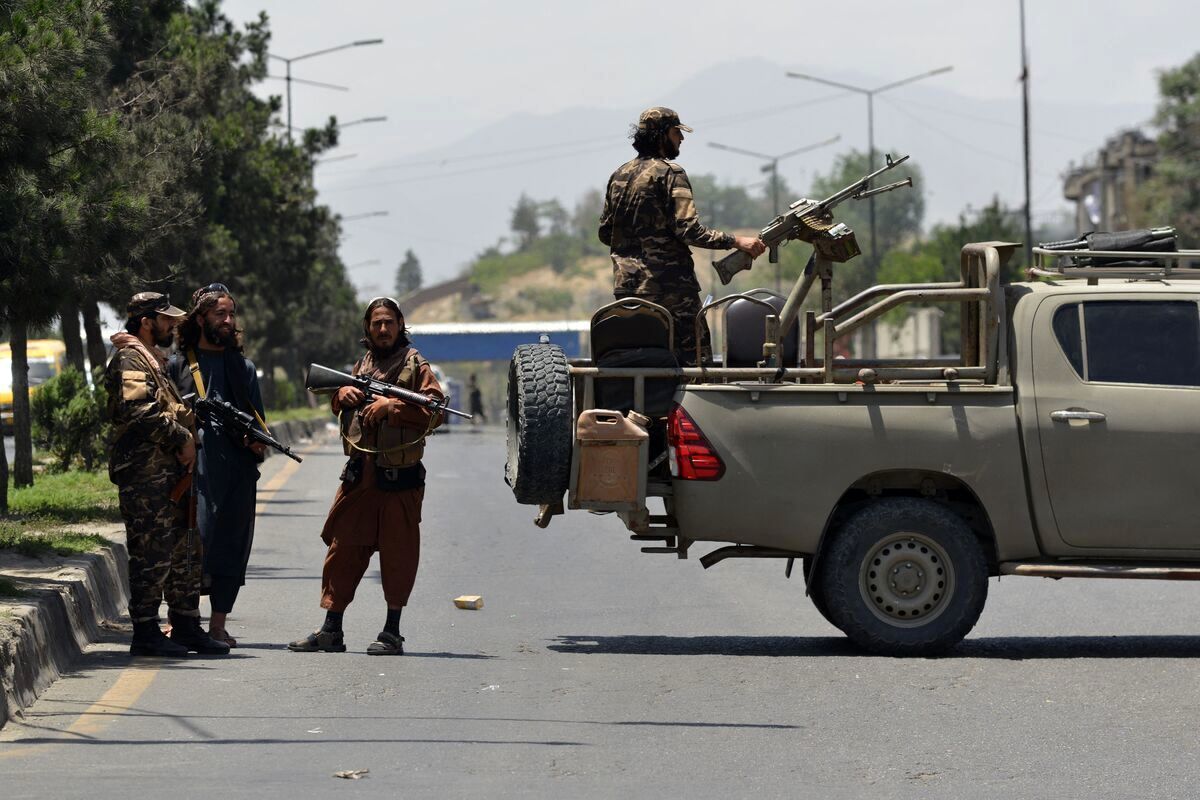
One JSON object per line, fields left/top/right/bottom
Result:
{"left": 268, "top": 39, "right": 383, "bottom": 143}
{"left": 785, "top": 66, "right": 952, "bottom": 270}
{"left": 708, "top": 135, "right": 841, "bottom": 292}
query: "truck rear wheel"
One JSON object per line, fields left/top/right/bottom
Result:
{"left": 802, "top": 556, "right": 841, "bottom": 631}
{"left": 505, "top": 343, "right": 572, "bottom": 505}
{"left": 818, "top": 498, "right": 987, "bottom": 656}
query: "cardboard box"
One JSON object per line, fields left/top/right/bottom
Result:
{"left": 453, "top": 595, "right": 483, "bottom": 610}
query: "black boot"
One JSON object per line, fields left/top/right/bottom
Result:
{"left": 168, "top": 612, "right": 231, "bottom": 655}
{"left": 130, "top": 620, "right": 189, "bottom": 657}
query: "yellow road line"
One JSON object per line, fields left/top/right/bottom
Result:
{"left": 0, "top": 665, "right": 158, "bottom": 758}
{"left": 255, "top": 453, "right": 305, "bottom": 514}
{"left": 2, "top": 443, "right": 315, "bottom": 758}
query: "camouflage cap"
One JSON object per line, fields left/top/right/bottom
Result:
{"left": 637, "top": 107, "right": 693, "bottom": 134}
{"left": 126, "top": 292, "right": 185, "bottom": 320}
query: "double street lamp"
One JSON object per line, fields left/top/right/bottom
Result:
{"left": 268, "top": 39, "right": 384, "bottom": 142}
{"left": 785, "top": 66, "right": 952, "bottom": 269}
{"left": 708, "top": 134, "right": 842, "bottom": 292}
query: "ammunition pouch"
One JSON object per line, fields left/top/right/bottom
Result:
{"left": 340, "top": 457, "right": 364, "bottom": 489}
{"left": 374, "top": 463, "right": 425, "bottom": 492}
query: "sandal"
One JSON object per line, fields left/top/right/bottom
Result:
{"left": 287, "top": 630, "right": 346, "bottom": 653}
{"left": 366, "top": 631, "right": 404, "bottom": 655}
{"left": 209, "top": 628, "right": 239, "bottom": 648}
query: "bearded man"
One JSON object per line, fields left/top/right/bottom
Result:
{"left": 289, "top": 297, "right": 444, "bottom": 655}
{"left": 106, "top": 292, "right": 229, "bottom": 656}
{"left": 166, "top": 283, "right": 267, "bottom": 647}
{"left": 599, "top": 106, "right": 766, "bottom": 365}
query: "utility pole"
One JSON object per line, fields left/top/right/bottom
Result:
{"left": 708, "top": 135, "right": 841, "bottom": 292}
{"left": 268, "top": 39, "right": 383, "bottom": 143}
{"left": 785, "top": 66, "right": 952, "bottom": 271}
{"left": 1019, "top": 0, "right": 1034, "bottom": 268}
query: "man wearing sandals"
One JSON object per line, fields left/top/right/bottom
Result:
{"left": 289, "top": 297, "right": 445, "bottom": 655}
{"left": 599, "top": 107, "right": 766, "bottom": 365}
{"left": 167, "top": 284, "right": 268, "bottom": 648}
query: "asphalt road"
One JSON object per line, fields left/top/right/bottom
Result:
{"left": 2, "top": 428, "right": 1199, "bottom": 798}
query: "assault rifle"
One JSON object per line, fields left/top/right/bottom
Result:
{"left": 712, "top": 153, "right": 914, "bottom": 285}
{"left": 306, "top": 363, "right": 472, "bottom": 420}
{"left": 194, "top": 396, "right": 303, "bottom": 462}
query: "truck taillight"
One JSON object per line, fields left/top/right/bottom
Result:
{"left": 667, "top": 404, "right": 725, "bottom": 481}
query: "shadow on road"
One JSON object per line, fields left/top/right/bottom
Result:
{"left": 549, "top": 633, "right": 1200, "bottom": 659}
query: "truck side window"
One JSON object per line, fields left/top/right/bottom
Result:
{"left": 1051, "top": 304, "right": 1084, "bottom": 378}
{"left": 1083, "top": 300, "right": 1200, "bottom": 387}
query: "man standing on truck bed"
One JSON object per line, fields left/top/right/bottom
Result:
{"left": 599, "top": 106, "right": 766, "bottom": 365}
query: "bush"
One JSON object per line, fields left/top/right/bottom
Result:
{"left": 272, "top": 377, "right": 298, "bottom": 411}
{"left": 519, "top": 287, "right": 574, "bottom": 313}
{"left": 30, "top": 367, "right": 109, "bottom": 472}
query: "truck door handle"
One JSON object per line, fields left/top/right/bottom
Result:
{"left": 1050, "top": 409, "right": 1106, "bottom": 423}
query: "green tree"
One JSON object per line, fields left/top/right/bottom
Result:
{"left": 0, "top": 0, "right": 120, "bottom": 492}
{"left": 1137, "top": 53, "right": 1200, "bottom": 246}
{"left": 539, "top": 199, "right": 569, "bottom": 237}
{"left": 395, "top": 249, "right": 423, "bottom": 297}
{"left": 510, "top": 193, "right": 540, "bottom": 250}
{"left": 572, "top": 188, "right": 604, "bottom": 246}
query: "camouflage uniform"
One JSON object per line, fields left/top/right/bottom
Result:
{"left": 105, "top": 336, "right": 201, "bottom": 625}
{"left": 599, "top": 107, "right": 735, "bottom": 366}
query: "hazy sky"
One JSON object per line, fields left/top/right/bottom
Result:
{"left": 218, "top": 0, "right": 1200, "bottom": 290}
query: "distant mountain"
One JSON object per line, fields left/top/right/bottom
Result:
{"left": 323, "top": 57, "right": 1153, "bottom": 291}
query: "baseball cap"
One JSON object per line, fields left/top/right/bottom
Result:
{"left": 637, "top": 106, "right": 693, "bottom": 133}
{"left": 126, "top": 292, "right": 186, "bottom": 319}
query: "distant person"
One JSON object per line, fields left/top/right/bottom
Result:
{"left": 167, "top": 283, "right": 267, "bottom": 648}
{"left": 467, "top": 374, "right": 486, "bottom": 424}
{"left": 105, "top": 292, "right": 229, "bottom": 657}
{"left": 599, "top": 107, "right": 766, "bottom": 365}
{"left": 289, "top": 297, "right": 445, "bottom": 655}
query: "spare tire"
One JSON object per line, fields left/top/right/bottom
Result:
{"left": 505, "top": 343, "right": 572, "bottom": 504}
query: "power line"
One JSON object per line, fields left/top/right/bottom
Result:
{"left": 877, "top": 95, "right": 1060, "bottom": 180}
{"left": 322, "top": 92, "right": 850, "bottom": 178}
{"left": 320, "top": 141, "right": 624, "bottom": 193}
{"left": 894, "top": 95, "right": 1094, "bottom": 144}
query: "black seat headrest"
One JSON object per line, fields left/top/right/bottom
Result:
{"left": 724, "top": 292, "right": 799, "bottom": 368}
{"left": 592, "top": 307, "right": 672, "bottom": 360}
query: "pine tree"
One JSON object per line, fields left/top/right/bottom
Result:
{"left": 395, "top": 250, "right": 423, "bottom": 296}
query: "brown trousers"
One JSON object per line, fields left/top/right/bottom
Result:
{"left": 319, "top": 464, "right": 424, "bottom": 611}
{"left": 320, "top": 531, "right": 420, "bottom": 611}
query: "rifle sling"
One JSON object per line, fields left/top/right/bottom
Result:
{"left": 187, "top": 347, "right": 272, "bottom": 435}
{"left": 337, "top": 406, "right": 436, "bottom": 455}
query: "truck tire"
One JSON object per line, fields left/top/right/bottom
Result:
{"left": 817, "top": 498, "right": 988, "bottom": 656}
{"left": 505, "top": 343, "right": 572, "bottom": 505}
{"left": 802, "top": 556, "right": 841, "bottom": 631}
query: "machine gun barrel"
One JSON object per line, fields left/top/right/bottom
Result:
{"left": 306, "top": 363, "right": 472, "bottom": 420}
{"left": 712, "top": 154, "right": 912, "bottom": 285}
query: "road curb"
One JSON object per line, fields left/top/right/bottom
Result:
{"left": 0, "top": 534, "right": 128, "bottom": 728}
{"left": 0, "top": 418, "right": 329, "bottom": 728}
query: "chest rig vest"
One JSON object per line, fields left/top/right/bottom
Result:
{"left": 339, "top": 348, "right": 431, "bottom": 468}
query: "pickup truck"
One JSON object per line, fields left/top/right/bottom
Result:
{"left": 504, "top": 232, "right": 1200, "bottom": 656}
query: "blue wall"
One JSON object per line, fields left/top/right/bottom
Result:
{"left": 409, "top": 331, "right": 587, "bottom": 362}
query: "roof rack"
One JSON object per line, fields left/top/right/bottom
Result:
{"left": 1030, "top": 246, "right": 1200, "bottom": 282}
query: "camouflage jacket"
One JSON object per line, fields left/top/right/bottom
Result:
{"left": 105, "top": 336, "right": 192, "bottom": 486}
{"left": 598, "top": 156, "right": 735, "bottom": 295}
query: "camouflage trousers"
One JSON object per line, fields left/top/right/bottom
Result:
{"left": 614, "top": 290, "right": 711, "bottom": 367}
{"left": 117, "top": 476, "right": 202, "bottom": 623}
